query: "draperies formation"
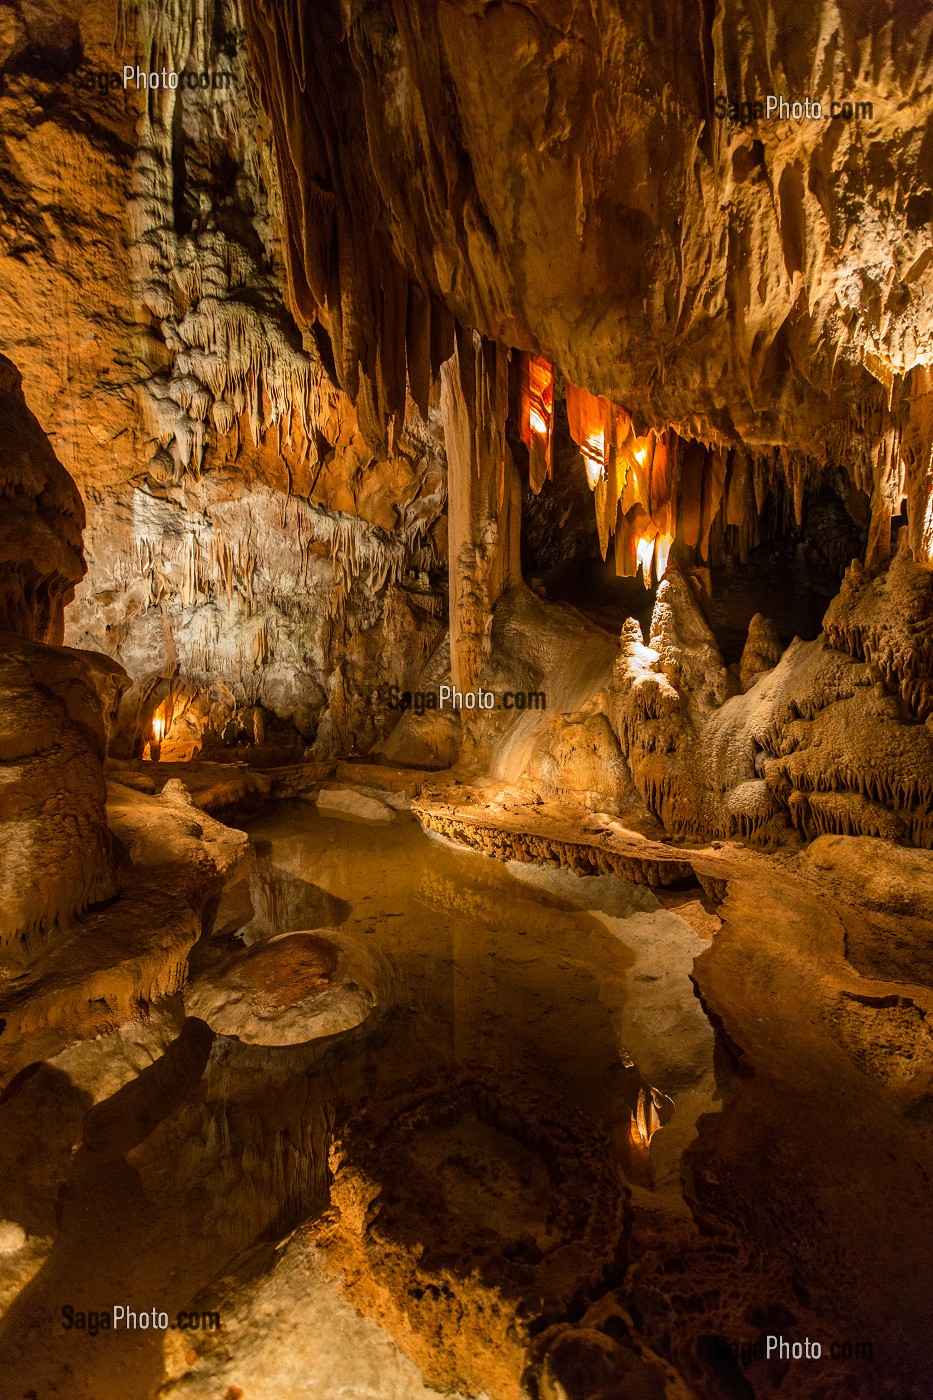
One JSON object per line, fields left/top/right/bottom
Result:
{"left": 517, "top": 354, "right": 768, "bottom": 587}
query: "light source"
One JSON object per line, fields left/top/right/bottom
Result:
{"left": 519, "top": 353, "right": 555, "bottom": 493}
{"left": 149, "top": 712, "right": 166, "bottom": 762}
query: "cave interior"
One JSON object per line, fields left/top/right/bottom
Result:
{"left": 1, "top": 1, "right": 933, "bottom": 1398}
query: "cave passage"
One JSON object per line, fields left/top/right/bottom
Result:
{"left": 2, "top": 0, "right": 933, "bottom": 1396}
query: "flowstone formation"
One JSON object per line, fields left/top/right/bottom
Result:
{"left": 610, "top": 540, "right": 933, "bottom": 847}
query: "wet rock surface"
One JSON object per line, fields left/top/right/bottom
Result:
{"left": 184, "top": 929, "right": 381, "bottom": 1045}
{"left": 0, "top": 790, "right": 931, "bottom": 1397}
{"left": 323, "top": 1065, "right": 631, "bottom": 1400}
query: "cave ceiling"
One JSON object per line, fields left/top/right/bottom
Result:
{"left": 244, "top": 0, "right": 933, "bottom": 570}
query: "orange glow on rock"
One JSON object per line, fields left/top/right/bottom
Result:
{"left": 528, "top": 406, "right": 548, "bottom": 436}
{"left": 583, "top": 430, "right": 606, "bottom": 488}
{"left": 519, "top": 353, "right": 554, "bottom": 493}
{"left": 636, "top": 532, "right": 656, "bottom": 577}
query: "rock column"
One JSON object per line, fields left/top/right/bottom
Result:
{"left": 440, "top": 328, "right": 521, "bottom": 692}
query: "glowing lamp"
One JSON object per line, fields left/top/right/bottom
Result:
{"left": 529, "top": 406, "right": 548, "bottom": 437}
{"left": 148, "top": 711, "right": 166, "bottom": 762}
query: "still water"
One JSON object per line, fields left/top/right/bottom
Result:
{"left": 0, "top": 801, "right": 719, "bottom": 1399}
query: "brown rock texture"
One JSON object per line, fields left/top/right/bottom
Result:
{"left": 244, "top": 0, "right": 933, "bottom": 562}
{"left": 0, "top": 0, "right": 450, "bottom": 756}
{"left": 610, "top": 545, "right": 933, "bottom": 845}
{"left": 0, "top": 353, "right": 126, "bottom": 948}
{"left": 0, "top": 636, "right": 124, "bottom": 948}
{"left": 0, "top": 355, "right": 85, "bottom": 643}
{"left": 183, "top": 928, "right": 381, "bottom": 1045}
{"left": 323, "top": 1066, "right": 632, "bottom": 1400}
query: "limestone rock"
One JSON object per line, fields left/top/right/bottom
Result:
{"left": 524, "top": 711, "right": 640, "bottom": 813}
{"left": 824, "top": 530, "right": 933, "bottom": 720}
{"left": 0, "top": 1222, "right": 26, "bottom": 1257}
{"left": 244, "top": 0, "right": 933, "bottom": 554}
{"left": 0, "top": 354, "right": 85, "bottom": 644}
{"left": 315, "top": 785, "right": 397, "bottom": 824}
{"left": 0, "top": 637, "right": 124, "bottom": 948}
{"left": 157, "top": 1238, "right": 466, "bottom": 1400}
{"left": 323, "top": 1066, "right": 630, "bottom": 1400}
{"left": 738, "top": 612, "right": 783, "bottom": 691}
{"left": 611, "top": 551, "right": 933, "bottom": 847}
{"left": 183, "top": 930, "right": 380, "bottom": 1045}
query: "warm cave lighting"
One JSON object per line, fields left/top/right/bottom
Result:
{"left": 583, "top": 429, "right": 606, "bottom": 488}
{"left": 519, "top": 353, "right": 555, "bottom": 491}
{"left": 523, "top": 355, "right": 554, "bottom": 437}
{"left": 633, "top": 441, "right": 649, "bottom": 467}
{"left": 148, "top": 712, "right": 166, "bottom": 762}
{"left": 528, "top": 405, "right": 548, "bottom": 436}
{"left": 636, "top": 531, "right": 656, "bottom": 581}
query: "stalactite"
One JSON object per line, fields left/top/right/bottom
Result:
{"left": 565, "top": 384, "right": 630, "bottom": 488}
{"left": 518, "top": 353, "right": 555, "bottom": 494}
{"left": 679, "top": 440, "right": 705, "bottom": 548}
{"left": 127, "top": 0, "right": 331, "bottom": 488}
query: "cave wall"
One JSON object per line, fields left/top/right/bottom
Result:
{"left": 1, "top": 0, "right": 931, "bottom": 851}
{"left": 0, "top": 0, "right": 449, "bottom": 757}
{"left": 0, "top": 354, "right": 126, "bottom": 948}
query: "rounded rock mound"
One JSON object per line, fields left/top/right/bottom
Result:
{"left": 184, "top": 929, "right": 380, "bottom": 1045}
